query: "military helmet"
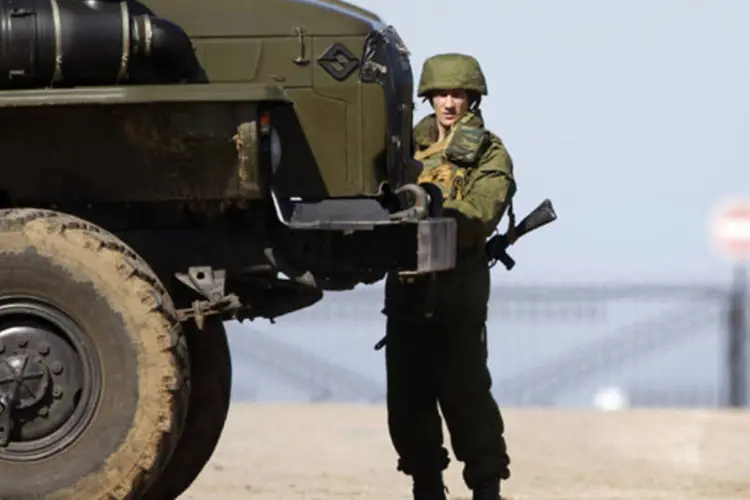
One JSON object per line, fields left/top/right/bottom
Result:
{"left": 417, "top": 53, "right": 488, "bottom": 98}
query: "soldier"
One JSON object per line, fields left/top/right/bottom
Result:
{"left": 381, "top": 53, "right": 516, "bottom": 500}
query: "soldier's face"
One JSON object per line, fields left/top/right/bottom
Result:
{"left": 432, "top": 89, "right": 470, "bottom": 129}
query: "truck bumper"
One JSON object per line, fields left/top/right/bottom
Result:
{"left": 271, "top": 192, "right": 457, "bottom": 274}
{"left": 411, "top": 217, "right": 456, "bottom": 274}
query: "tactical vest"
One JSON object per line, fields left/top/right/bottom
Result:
{"left": 415, "top": 140, "right": 467, "bottom": 202}
{"left": 414, "top": 124, "right": 470, "bottom": 203}
{"left": 413, "top": 120, "right": 517, "bottom": 248}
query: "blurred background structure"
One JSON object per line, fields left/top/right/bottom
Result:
{"left": 224, "top": 0, "right": 750, "bottom": 409}
{"left": 224, "top": 277, "right": 749, "bottom": 409}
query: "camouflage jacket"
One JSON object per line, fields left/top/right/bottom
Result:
{"left": 413, "top": 110, "right": 516, "bottom": 248}
{"left": 383, "top": 110, "right": 517, "bottom": 323}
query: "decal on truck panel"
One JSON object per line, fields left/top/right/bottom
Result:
{"left": 317, "top": 42, "right": 360, "bottom": 82}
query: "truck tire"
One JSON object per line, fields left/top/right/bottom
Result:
{"left": 0, "top": 209, "right": 189, "bottom": 499}
{"left": 143, "top": 316, "right": 232, "bottom": 499}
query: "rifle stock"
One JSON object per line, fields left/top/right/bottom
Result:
{"left": 485, "top": 198, "right": 558, "bottom": 270}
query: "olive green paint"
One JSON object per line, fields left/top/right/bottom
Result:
{"left": 0, "top": 0, "right": 409, "bottom": 201}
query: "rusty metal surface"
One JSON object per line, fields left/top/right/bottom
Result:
{"left": 0, "top": 101, "right": 263, "bottom": 203}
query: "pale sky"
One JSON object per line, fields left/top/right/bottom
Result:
{"left": 352, "top": 0, "right": 750, "bottom": 285}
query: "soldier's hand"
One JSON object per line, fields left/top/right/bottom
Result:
{"left": 419, "top": 182, "right": 444, "bottom": 217}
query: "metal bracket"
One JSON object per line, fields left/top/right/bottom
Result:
{"left": 388, "top": 183, "right": 430, "bottom": 221}
{"left": 174, "top": 266, "right": 242, "bottom": 330}
{"left": 175, "top": 266, "right": 226, "bottom": 301}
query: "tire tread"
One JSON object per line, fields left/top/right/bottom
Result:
{"left": 0, "top": 208, "right": 190, "bottom": 500}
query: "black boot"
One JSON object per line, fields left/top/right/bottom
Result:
{"left": 412, "top": 471, "right": 448, "bottom": 500}
{"left": 471, "top": 478, "right": 501, "bottom": 500}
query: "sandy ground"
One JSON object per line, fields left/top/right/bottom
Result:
{"left": 181, "top": 403, "right": 750, "bottom": 500}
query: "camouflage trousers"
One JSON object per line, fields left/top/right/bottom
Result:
{"left": 383, "top": 315, "right": 511, "bottom": 489}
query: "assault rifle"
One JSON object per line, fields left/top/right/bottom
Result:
{"left": 486, "top": 198, "right": 558, "bottom": 270}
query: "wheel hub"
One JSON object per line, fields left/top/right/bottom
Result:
{"left": 0, "top": 337, "right": 52, "bottom": 411}
{"left": 0, "top": 299, "right": 100, "bottom": 461}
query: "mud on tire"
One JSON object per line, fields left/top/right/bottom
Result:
{"left": 0, "top": 209, "right": 189, "bottom": 499}
{"left": 144, "top": 316, "right": 232, "bottom": 500}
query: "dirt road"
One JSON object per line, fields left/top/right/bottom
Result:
{"left": 182, "top": 404, "right": 750, "bottom": 500}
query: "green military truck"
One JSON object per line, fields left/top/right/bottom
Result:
{"left": 0, "top": 0, "right": 456, "bottom": 498}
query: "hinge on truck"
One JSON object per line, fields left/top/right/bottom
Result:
{"left": 174, "top": 266, "right": 241, "bottom": 330}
